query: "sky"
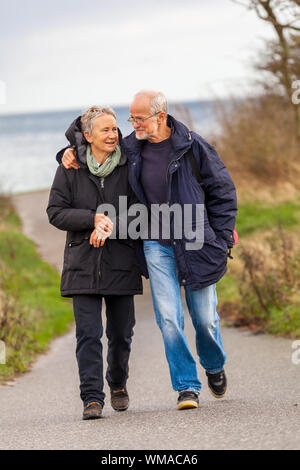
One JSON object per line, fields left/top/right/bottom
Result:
{"left": 0, "top": 0, "right": 276, "bottom": 114}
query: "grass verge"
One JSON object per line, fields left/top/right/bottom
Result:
{"left": 0, "top": 196, "right": 73, "bottom": 383}
{"left": 236, "top": 199, "right": 300, "bottom": 237}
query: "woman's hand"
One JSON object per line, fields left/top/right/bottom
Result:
{"left": 96, "top": 217, "right": 114, "bottom": 246}
{"left": 94, "top": 214, "right": 113, "bottom": 229}
{"left": 89, "top": 229, "right": 101, "bottom": 248}
{"left": 62, "top": 148, "right": 80, "bottom": 170}
{"left": 90, "top": 214, "right": 114, "bottom": 247}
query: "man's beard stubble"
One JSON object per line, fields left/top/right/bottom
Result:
{"left": 135, "top": 120, "right": 158, "bottom": 141}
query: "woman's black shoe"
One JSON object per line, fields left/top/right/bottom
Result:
{"left": 110, "top": 388, "right": 129, "bottom": 411}
{"left": 82, "top": 401, "right": 103, "bottom": 420}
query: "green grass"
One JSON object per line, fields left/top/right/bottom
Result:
{"left": 266, "top": 304, "right": 300, "bottom": 337}
{"left": 217, "top": 266, "right": 240, "bottom": 304}
{"left": 0, "top": 201, "right": 73, "bottom": 383}
{"left": 236, "top": 200, "right": 300, "bottom": 238}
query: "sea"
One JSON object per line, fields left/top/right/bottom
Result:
{"left": 0, "top": 100, "right": 216, "bottom": 195}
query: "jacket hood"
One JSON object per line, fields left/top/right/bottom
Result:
{"left": 65, "top": 116, "right": 125, "bottom": 166}
{"left": 122, "top": 114, "right": 193, "bottom": 157}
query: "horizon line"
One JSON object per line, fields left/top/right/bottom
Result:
{"left": 0, "top": 97, "right": 229, "bottom": 119}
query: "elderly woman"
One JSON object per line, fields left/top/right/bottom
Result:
{"left": 47, "top": 106, "right": 143, "bottom": 420}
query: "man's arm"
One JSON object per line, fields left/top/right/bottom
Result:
{"left": 192, "top": 135, "right": 237, "bottom": 248}
{"left": 56, "top": 146, "right": 80, "bottom": 170}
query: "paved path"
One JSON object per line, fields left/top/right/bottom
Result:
{"left": 0, "top": 190, "right": 299, "bottom": 450}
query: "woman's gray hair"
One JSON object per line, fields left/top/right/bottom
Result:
{"left": 134, "top": 90, "right": 168, "bottom": 115}
{"left": 81, "top": 105, "right": 116, "bottom": 136}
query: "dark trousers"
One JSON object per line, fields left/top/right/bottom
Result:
{"left": 72, "top": 294, "right": 135, "bottom": 407}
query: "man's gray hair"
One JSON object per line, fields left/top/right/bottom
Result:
{"left": 134, "top": 90, "right": 168, "bottom": 115}
{"left": 81, "top": 105, "right": 116, "bottom": 136}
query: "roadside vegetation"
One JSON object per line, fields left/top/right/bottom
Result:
{"left": 217, "top": 216, "right": 300, "bottom": 338}
{"left": 0, "top": 196, "right": 73, "bottom": 383}
{"left": 213, "top": 0, "right": 300, "bottom": 337}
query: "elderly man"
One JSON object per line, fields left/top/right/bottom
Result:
{"left": 58, "top": 90, "right": 237, "bottom": 410}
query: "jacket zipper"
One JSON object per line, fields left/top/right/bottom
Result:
{"left": 165, "top": 148, "right": 191, "bottom": 194}
{"left": 98, "top": 178, "right": 106, "bottom": 279}
{"left": 165, "top": 146, "right": 193, "bottom": 283}
{"left": 86, "top": 173, "right": 107, "bottom": 281}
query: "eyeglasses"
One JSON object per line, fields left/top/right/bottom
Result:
{"left": 128, "top": 112, "right": 160, "bottom": 124}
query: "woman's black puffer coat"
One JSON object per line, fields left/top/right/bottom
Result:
{"left": 47, "top": 117, "right": 143, "bottom": 297}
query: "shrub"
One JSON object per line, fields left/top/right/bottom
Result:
{"left": 212, "top": 94, "right": 300, "bottom": 197}
{"left": 236, "top": 224, "right": 300, "bottom": 335}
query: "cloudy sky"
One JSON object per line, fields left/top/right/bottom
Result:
{"left": 0, "top": 0, "right": 276, "bottom": 114}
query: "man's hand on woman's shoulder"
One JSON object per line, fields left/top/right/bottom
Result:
{"left": 62, "top": 148, "right": 80, "bottom": 170}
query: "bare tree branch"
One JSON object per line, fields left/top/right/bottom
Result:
{"left": 230, "top": 0, "right": 300, "bottom": 140}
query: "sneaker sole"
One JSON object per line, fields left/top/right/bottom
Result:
{"left": 82, "top": 414, "right": 102, "bottom": 420}
{"left": 208, "top": 386, "right": 227, "bottom": 399}
{"left": 111, "top": 405, "right": 129, "bottom": 412}
{"left": 177, "top": 400, "right": 199, "bottom": 410}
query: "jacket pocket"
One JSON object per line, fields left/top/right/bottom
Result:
{"left": 65, "top": 236, "right": 94, "bottom": 272}
{"left": 204, "top": 225, "right": 216, "bottom": 243}
{"left": 203, "top": 219, "right": 227, "bottom": 251}
{"left": 108, "top": 240, "right": 139, "bottom": 271}
{"left": 205, "top": 233, "right": 228, "bottom": 254}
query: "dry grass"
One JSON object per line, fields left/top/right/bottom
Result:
{"left": 211, "top": 94, "right": 300, "bottom": 204}
{"left": 226, "top": 225, "right": 300, "bottom": 336}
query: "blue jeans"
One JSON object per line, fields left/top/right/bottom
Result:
{"left": 143, "top": 241, "right": 226, "bottom": 392}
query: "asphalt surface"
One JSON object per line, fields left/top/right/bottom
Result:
{"left": 0, "top": 189, "right": 299, "bottom": 450}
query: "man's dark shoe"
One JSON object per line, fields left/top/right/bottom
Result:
{"left": 110, "top": 388, "right": 129, "bottom": 411}
{"left": 177, "top": 391, "right": 199, "bottom": 410}
{"left": 206, "top": 369, "right": 227, "bottom": 398}
{"left": 82, "top": 401, "right": 103, "bottom": 420}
